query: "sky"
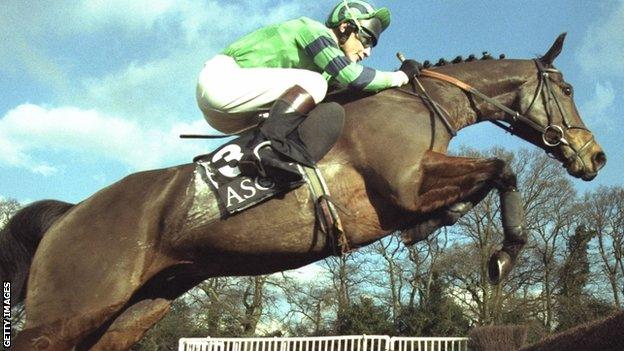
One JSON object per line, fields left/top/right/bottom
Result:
{"left": 1, "top": 0, "right": 623, "bottom": 204}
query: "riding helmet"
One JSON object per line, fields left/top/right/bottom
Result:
{"left": 326, "top": 0, "right": 391, "bottom": 47}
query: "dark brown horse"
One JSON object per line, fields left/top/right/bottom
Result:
{"left": 3, "top": 34, "right": 605, "bottom": 350}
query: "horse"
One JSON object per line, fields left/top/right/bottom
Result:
{"left": 3, "top": 33, "right": 605, "bottom": 350}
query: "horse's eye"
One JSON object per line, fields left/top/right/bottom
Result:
{"left": 563, "top": 86, "right": 573, "bottom": 96}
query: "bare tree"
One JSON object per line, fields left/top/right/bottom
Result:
{"left": 582, "top": 186, "right": 624, "bottom": 308}
{"left": 520, "top": 149, "right": 578, "bottom": 330}
{"left": 241, "top": 276, "right": 269, "bottom": 336}
{"left": 371, "top": 235, "right": 405, "bottom": 322}
{"left": 442, "top": 148, "right": 577, "bottom": 329}
{"left": 281, "top": 275, "right": 335, "bottom": 335}
{"left": 323, "top": 253, "right": 368, "bottom": 324}
{"left": 405, "top": 230, "right": 449, "bottom": 306}
{"left": 0, "top": 197, "right": 21, "bottom": 228}
{"left": 187, "top": 277, "right": 241, "bottom": 335}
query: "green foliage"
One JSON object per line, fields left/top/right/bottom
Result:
{"left": 396, "top": 272, "right": 469, "bottom": 336}
{"left": 554, "top": 225, "right": 614, "bottom": 331}
{"left": 559, "top": 226, "right": 592, "bottom": 298}
{"left": 335, "top": 297, "right": 393, "bottom": 335}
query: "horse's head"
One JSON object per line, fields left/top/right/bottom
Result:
{"left": 514, "top": 33, "right": 606, "bottom": 181}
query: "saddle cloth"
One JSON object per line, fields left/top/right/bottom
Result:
{"left": 192, "top": 126, "right": 348, "bottom": 254}
{"left": 194, "top": 132, "right": 304, "bottom": 214}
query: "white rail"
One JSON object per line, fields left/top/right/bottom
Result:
{"left": 392, "top": 337, "right": 469, "bottom": 351}
{"left": 178, "top": 336, "right": 470, "bottom": 351}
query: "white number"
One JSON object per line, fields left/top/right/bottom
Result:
{"left": 211, "top": 144, "right": 243, "bottom": 178}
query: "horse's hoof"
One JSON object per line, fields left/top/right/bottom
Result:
{"left": 488, "top": 250, "right": 512, "bottom": 284}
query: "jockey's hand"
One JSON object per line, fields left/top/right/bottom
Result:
{"left": 399, "top": 59, "right": 422, "bottom": 82}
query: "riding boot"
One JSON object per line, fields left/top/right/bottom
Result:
{"left": 238, "top": 85, "right": 317, "bottom": 180}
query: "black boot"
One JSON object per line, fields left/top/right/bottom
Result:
{"left": 238, "top": 85, "right": 317, "bottom": 180}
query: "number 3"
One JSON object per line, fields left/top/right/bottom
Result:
{"left": 211, "top": 144, "right": 243, "bottom": 178}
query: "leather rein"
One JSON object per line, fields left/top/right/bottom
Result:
{"left": 398, "top": 59, "right": 596, "bottom": 167}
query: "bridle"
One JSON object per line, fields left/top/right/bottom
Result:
{"left": 402, "top": 59, "right": 597, "bottom": 171}
{"left": 520, "top": 60, "right": 594, "bottom": 150}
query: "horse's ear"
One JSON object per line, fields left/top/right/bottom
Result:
{"left": 540, "top": 33, "right": 567, "bottom": 65}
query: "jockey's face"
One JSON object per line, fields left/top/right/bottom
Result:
{"left": 337, "top": 23, "right": 372, "bottom": 63}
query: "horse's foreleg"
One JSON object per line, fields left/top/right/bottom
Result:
{"left": 399, "top": 151, "right": 526, "bottom": 283}
{"left": 489, "top": 182, "right": 526, "bottom": 284}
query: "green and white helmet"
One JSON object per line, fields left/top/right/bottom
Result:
{"left": 326, "top": 0, "right": 391, "bottom": 47}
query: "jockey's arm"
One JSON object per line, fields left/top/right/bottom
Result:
{"left": 295, "top": 24, "right": 407, "bottom": 92}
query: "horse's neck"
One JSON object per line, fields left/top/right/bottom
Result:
{"left": 431, "top": 59, "right": 535, "bottom": 131}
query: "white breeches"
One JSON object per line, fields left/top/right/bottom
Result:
{"left": 196, "top": 55, "right": 328, "bottom": 133}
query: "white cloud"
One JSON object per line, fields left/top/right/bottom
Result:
{"left": 75, "top": 0, "right": 306, "bottom": 41}
{"left": 80, "top": 58, "right": 193, "bottom": 123}
{"left": 0, "top": 104, "right": 213, "bottom": 174}
{"left": 592, "top": 82, "right": 616, "bottom": 111}
{"left": 577, "top": 1, "right": 624, "bottom": 78}
{"left": 71, "top": 1, "right": 311, "bottom": 126}
{"left": 0, "top": 120, "right": 56, "bottom": 175}
{"left": 0, "top": 0, "right": 327, "bottom": 177}
{"left": 1, "top": 0, "right": 314, "bottom": 40}
{"left": 580, "top": 81, "right": 616, "bottom": 127}
{"left": 2, "top": 0, "right": 309, "bottom": 107}
{"left": 79, "top": 0, "right": 179, "bottom": 30}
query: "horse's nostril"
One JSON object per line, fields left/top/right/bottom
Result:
{"left": 592, "top": 151, "right": 607, "bottom": 171}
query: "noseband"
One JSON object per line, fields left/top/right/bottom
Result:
{"left": 408, "top": 60, "right": 596, "bottom": 171}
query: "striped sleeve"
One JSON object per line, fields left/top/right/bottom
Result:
{"left": 296, "top": 23, "right": 400, "bottom": 92}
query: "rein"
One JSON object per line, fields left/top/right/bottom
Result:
{"left": 404, "top": 59, "right": 597, "bottom": 170}
{"left": 418, "top": 65, "right": 545, "bottom": 138}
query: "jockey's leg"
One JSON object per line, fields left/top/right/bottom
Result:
{"left": 197, "top": 55, "right": 332, "bottom": 177}
{"left": 239, "top": 85, "right": 316, "bottom": 175}
{"left": 239, "top": 88, "right": 345, "bottom": 178}
{"left": 196, "top": 55, "right": 327, "bottom": 133}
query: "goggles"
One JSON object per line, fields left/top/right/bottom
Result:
{"left": 356, "top": 30, "right": 375, "bottom": 48}
{"left": 355, "top": 17, "right": 382, "bottom": 48}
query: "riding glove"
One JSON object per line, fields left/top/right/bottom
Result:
{"left": 399, "top": 59, "right": 423, "bottom": 82}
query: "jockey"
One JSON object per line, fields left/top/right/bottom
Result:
{"left": 196, "top": 0, "right": 421, "bottom": 177}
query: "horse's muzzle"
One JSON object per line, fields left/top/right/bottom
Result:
{"left": 562, "top": 142, "right": 606, "bottom": 181}
{"left": 592, "top": 151, "right": 607, "bottom": 172}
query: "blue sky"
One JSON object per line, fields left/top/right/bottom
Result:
{"left": 1, "top": 0, "right": 622, "bottom": 204}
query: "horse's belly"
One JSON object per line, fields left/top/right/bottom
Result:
{"left": 174, "top": 163, "right": 387, "bottom": 257}
{"left": 177, "top": 170, "right": 325, "bottom": 256}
